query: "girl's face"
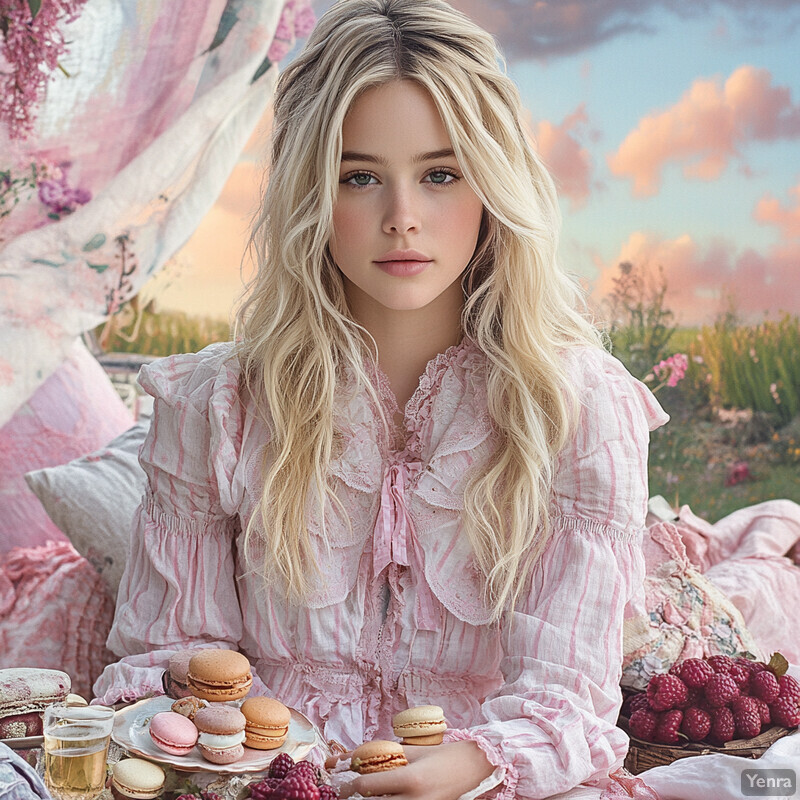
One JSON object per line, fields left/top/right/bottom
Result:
{"left": 330, "top": 80, "right": 484, "bottom": 318}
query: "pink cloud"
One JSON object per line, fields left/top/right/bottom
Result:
{"left": 608, "top": 66, "right": 800, "bottom": 196}
{"left": 533, "top": 105, "right": 593, "bottom": 209}
{"left": 754, "top": 180, "right": 800, "bottom": 239}
{"left": 592, "top": 231, "right": 800, "bottom": 324}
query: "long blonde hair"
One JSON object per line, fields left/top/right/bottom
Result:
{"left": 235, "top": 0, "right": 604, "bottom": 620}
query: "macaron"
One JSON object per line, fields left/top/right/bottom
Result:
{"left": 186, "top": 649, "right": 253, "bottom": 702}
{"left": 194, "top": 705, "right": 247, "bottom": 764}
{"left": 240, "top": 697, "right": 291, "bottom": 750}
{"left": 171, "top": 695, "right": 206, "bottom": 720}
{"left": 111, "top": 758, "right": 166, "bottom": 800}
{"left": 166, "top": 648, "right": 207, "bottom": 699}
{"left": 392, "top": 705, "right": 447, "bottom": 745}
{"left": 148, "top": 711, "right": 199, "bottom": 756}
{"left": 351, "top": 740, "right": 408, "bottom": 774}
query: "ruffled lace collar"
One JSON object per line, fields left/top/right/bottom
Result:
{"left": 369, "top": 336, "right": 481, "bottom": 458}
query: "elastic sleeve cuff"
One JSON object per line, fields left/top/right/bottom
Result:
{"left": 91, "top": 664, "right": 166, "bottom": 706}
{"left": 444, "top": 728, "right": 518, "bottom": 800}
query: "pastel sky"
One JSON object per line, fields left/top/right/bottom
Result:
{"left": 159, "top": 0, "right": 800, "bottom": 326}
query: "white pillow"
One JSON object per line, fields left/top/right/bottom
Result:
{"left": 24, "top": 422, "right": 149, "bottom": 599}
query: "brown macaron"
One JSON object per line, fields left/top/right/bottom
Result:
{"left": 240, "top": 697, "right": 291, "bottom": 750}
{"left": 351, "top": 740, "right": 408, "bottom": 774}
{"left": 186, "top": 649, "right": 253, "bottom": 702}
{"left": 193, "top": 705, "right": 247, "bottom": 765}
{"left": 391, "top": 705, "right": 447, "bottom": 746}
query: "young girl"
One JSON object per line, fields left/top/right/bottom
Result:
{"left": 94, "top": 1, "right": 668, "bottom": 797}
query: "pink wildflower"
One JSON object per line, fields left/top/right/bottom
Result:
{"left": 652, "top": 353, "right": 688, "bottom": 388}
{"left": 0, "top": 0, "right": 90, "bottom": 139}
{"left": 725, "top": 461, "right": 752, "bottom": 487}
{"left": 36, "top": 162, "right": 91, "bottom": 216}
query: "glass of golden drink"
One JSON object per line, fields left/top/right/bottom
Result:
{"left": 43, "top": 704, "right": 115, "bottom": 800}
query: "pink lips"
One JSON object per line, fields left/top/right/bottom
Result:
{"left": 374, "top": 249, "right": 432, "bottom": 277}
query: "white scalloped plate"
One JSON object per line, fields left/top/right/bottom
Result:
{"left": 112, "top": 696, "right": 317, "bottom": 773}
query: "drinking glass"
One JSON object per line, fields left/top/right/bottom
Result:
{"left": 43, "top": 704, "right": 115, "bottom": 800}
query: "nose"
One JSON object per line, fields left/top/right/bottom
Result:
{"left": 381, "top": 183, "right": 420, "bottom": 235}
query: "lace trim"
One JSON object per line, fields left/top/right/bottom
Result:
{"left": 369, "top": 337, "right": 478, "bottom": 457}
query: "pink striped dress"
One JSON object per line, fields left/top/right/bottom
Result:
{"left": 93, "top": 338, "right": 668, "bottom": 799}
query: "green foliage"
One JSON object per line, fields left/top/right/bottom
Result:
{"left": 684, "top": 315, "right": 800, "bottom": 424}
{"left": 604, "top": 261, "right": 677, "bottom": 379}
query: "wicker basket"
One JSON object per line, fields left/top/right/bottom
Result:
{"left": 619, "top": 713, "right": 792, "bottom": 775}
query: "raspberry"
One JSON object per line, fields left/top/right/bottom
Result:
{"left": 318, "top": 787, "right": 338, "bottom": 800}
{"left": 628, "top": 694, "right": 651, "bottom": 715}
{"left": 705, "top": 673, "right": 739, "bottom": 707}
{"left": 287, "top": 762, "right": 322, "bottom": 786}
{"left": 646, "top": 674, "right": 688, "bottom": 711}
{"left": 709, "top": 707, "right": 736, "bottom": 743}
{"left": 680, "top": 707, "right": 711, "bottom": 742}
{"left": 752, "top": 697, "right": 771, "bottom": 726}
{"left": 271, "top": 777, "right": 321, "bottom": 800}
{"left": 751, "top": 670, "right": 780, "bottom": 703}
{"left": 629, "top": 708, "right": 658, "bottom": 742}
{"left": 250, "top": 779, "right": 283, "bottom": 800}
{"left": 707, "top": 655, "right": 736, "bottom": 674}
{"left": 653, "top": 709, "right": 683, "bottom": 744}
{"left": 678, "top": 658, "right": 715, "bottom": 689}
{"left": 729, "top": 664, "right": 751, "bottom": 693}
{"left": 270, "top": 753, "right": 296, "bottom": 780}
{"left": 683, "top": 687, "right": 706, "bottom": 709}
{"left": 732, "top": 697, "right": 762, "bottom": 739}
{"left": 778, "top": 675, "right": 800, "bottom": 704}
{"left": 200, "top": 794, "right": 222, "bottom": 800}
{"left": 770, "top": 695, "right": 800, "bottom": 728}
{"left": 748, "top": 661, "right": 769, "bottom": 675}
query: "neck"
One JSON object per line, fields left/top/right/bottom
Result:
{"left": 348, "top": 281, "right": 464, "bottom": 410}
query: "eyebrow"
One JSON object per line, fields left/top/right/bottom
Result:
{"left": 340, "top": 148, "right": 456, "bottom": 165}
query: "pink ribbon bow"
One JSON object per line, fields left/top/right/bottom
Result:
{"left": 373, "top": 461, "right": 439, "bottom": 631}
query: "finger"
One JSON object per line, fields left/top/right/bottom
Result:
{"left": 346, "top": 765, "right": 417, "bottom": 798}
{"left": 395, "top": 743, "right": 429, "bottom": 762}
{"left": 325, "top": 751, "right": 352, "bottom": 770}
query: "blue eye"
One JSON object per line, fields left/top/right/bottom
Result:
{"left": 343, "top": 172, "right": 376, "bottom": 187}
{"left": 426, "top": 169, "right": 458, "bottom": 185}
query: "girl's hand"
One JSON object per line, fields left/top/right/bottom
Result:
{"left": 334, "top": 740, "right": 495, "bottom": 800}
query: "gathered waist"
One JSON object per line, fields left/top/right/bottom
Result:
{"left": 255, "top": 658, "right": 503, "bottom": 750}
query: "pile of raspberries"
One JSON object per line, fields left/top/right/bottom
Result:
{"left": 625, "top": 655, "right": 800, "bottom": 745}
{"left": 248, "top": 753, "right": 338, "bottom": 800}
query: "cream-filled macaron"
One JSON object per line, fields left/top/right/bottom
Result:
{"left": 391, "top": 705, "right": 447, "bottom": 745}
{"left": 111, "top": 758, "right": 166, "bottom": 800}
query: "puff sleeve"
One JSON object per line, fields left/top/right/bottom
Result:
{"left": 444, "top": 348, "right": 669, "bottom": 799}
{"left": 92, "top": 343, "right": 263, "bottom": 704}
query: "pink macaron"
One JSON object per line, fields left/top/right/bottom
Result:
{"left": 149, "top": 711, "right": 198, "bottom": 756}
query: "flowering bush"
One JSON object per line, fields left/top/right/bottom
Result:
{"left": 0, "top": 0, "right": 89, "bottom": 139}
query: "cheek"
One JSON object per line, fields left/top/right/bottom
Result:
{"left": 443, "top": 198, "right": 484, "bottom": 252}
{"left": 330, "top": 204, "right": 366, "bottom": 263}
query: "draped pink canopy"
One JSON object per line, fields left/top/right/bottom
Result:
{"left": 0, "top": 0, "right": 314, "bottom": 426}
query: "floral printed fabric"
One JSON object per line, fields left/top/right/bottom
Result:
{"left": 0, "top": 0, "right": 313, "bottom": 427}
{"left": 621, "top": 520, "right": 763, "bottom": 692}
